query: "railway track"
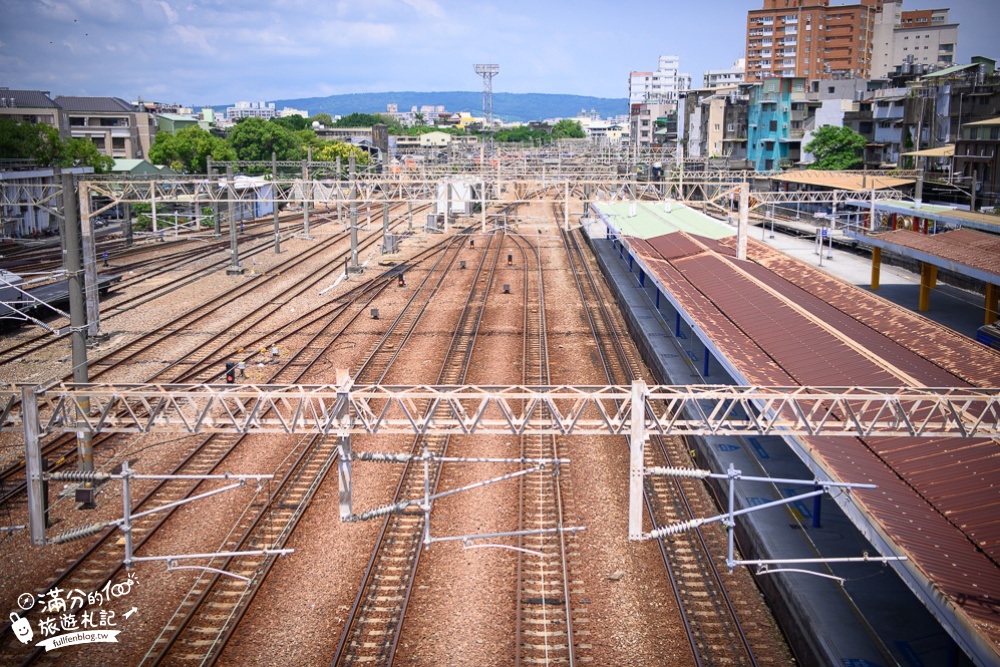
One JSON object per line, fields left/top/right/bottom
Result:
{"left": 0, "top": 210, "right": 421, "bottom": 507}
{"left": 0, "top": 233, "right": 433, "bottom": 663}
{"left": 331, "top": 230, "right": 503, "bottom": 665}
{"left": 561, "top": 222, "right": 775, "bottom": 666}
{"left": 139, "top": 432, "right": 338, "bottom": 666}
{"left": 512, "top": 229, "right": 585, "bottom": 666}
{"left": 116, "top": 226, "right": 481, "bottom": 666}
{"left": 0, "top": 217, "right": 310, "bottom": 364}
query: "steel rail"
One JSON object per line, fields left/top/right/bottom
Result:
{"left": 512, "top": 223, "right": 579, "bottom": 667}
{"left": 563, "top": 223, "right": 760, "bottom": 666}
{"left": 0, "top": 209, "right": 416, "bottom": 506}
{"left": 332, "top": 228, "right": 504, "bottom": 665}
{"left": 3, "top": 244, "right": 417, "bottom": 661}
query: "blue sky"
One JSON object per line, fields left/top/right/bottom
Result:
{"left": 1, "top": 0, "right": 997, "bottom": 107}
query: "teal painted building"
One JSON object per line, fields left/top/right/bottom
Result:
{"left": 747, "top": 77, "right": 809, "bottom": 171}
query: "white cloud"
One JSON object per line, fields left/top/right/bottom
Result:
{"left": 158, "top": 1, "right": 179, "bottom": 24}
{"left": 400, "top": 0, "right": 445, "bottom": 19}
{"left": 171, "top": 23, "right": 214, "bottom": 54}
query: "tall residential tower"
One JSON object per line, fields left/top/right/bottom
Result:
{"left": 744, "top": 0, "right": 884, "bottom": 81}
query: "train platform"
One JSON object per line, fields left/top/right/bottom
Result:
{"left": 751, "top": 218, "right": 988, "bottom": 340}
{"left": 582, "top": 213, "right": 980, "bottom": 666}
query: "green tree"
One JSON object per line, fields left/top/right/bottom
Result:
{"left": 309, "top": 113, "right": 334, "bottom": 127}
{"left": 493, "top": 125, "right": 550, "bottom": 144}
{"left": 334, "top": 113, "right": 404, "bottom": 133}
{"left": 271, "top": 115, "right": 309, "bottom": 132}
{"left": 0, "top": 118, "right": 112, "bottom": 172}
{"left": 804, "top": 125, "right": 866, "bottom": 170}
{"left": 314, "top": 141, "right": 370, "bottom": 165}
{"left": 149, "top": 125, "right": 235, "bottom": 173}
{"left": 226, "top": 117, "right": 300, "bottom": 162}
{"left": 65, "top": 137, "right": 114, "bottom": 173}
{"left": 295, "top": 128, "right": 324, "bottom": 154}
{"left": 551, "top": 119, "right": 585, "bottom": 139}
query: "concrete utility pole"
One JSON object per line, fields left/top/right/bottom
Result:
{"left": 207, "top": 156, "right": 221, "bottom": 237}
{"left": 226, "top": 166, "right": 241, "bottom": 274}
{"left": 302, "top": 146, "right": 312, "bottom": 239}
{"left": 60, "top": 171, "right": 95, "bottom": 496}
{"left": 382, "top": 202, "right": 392, "bottom": 253}
{"left": 349, "top": 152, "right": 359, "bottom": 271}
{"left": 272, "top": 152, "right": 281, "bottom": 254}
{"left": 78, "top": 182, "right": 101, "bottom": 338}
{"left": 122, "top": 202, "right": 133, "bottom": 246}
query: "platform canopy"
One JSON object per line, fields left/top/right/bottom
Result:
{"left": 901, "top": 145, "right": 955, "bottom": 158}
{"left": 771, "top": 170, "right": 914, "bottom": 192}
{"left": 865, "top": 227, "right": 1000, "bottom": 285}
{"left": 845, "top": 198, "right": 1000, "bottom": 234}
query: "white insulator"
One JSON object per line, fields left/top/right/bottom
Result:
{"left": 50, "top": 521, "right": 110, "bottom": 544}
{"left": 47, "top": 470, "right": 113, "bottom": 483}
{"left": 353, "top": 452, "right": 410, "bottom": 463}
{"left": 646, "top": 466, "right": 711, "bottom": 479}
{"left": 648, "top": 518, "right": 704, "bottom": 539}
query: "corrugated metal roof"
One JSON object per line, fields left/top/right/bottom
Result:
{"left": 0, "top": 89, "right": 59, "bottom": 108}
{"left": 599, "top": 202, "right": 734, "bottom": 241}
{"left": 965, "top": 116, "right": 1000, "bottom": 127}
{"left": 54, "top": 96, "right": 135, "bottom": 113}
{"left": 157, "top": 113, "right": 197, "bottom": 122}
{"left": 901, "top": 144, "right": 955, "bottom": 157}
{"left": 771, "top": 170, "right": 914, "bottom": 191}
{"left": 620, "top": 228, "right": 1000, "bottom": 655}
{"left": 923, "top": 63, "right": 979, "bottom": 79}
{"left": 870, "top": 228, "right": 1000, "bottom": 281}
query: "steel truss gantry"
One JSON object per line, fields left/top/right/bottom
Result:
{"left": 10, "top": 379, "right": 997, "bottom": 609}
{"left": 5, "top": 382, "right": 997, "bottom": 439}
{"left": 75, "top": 177, "right": 908, "bottom": 218}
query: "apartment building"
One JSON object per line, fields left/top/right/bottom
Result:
{"left": 747, "top": 76, "right": 811, "bottom": 170}
{"left": 630, "top": 100, "right": 675, "bottom": 149}
{"left": 226, "top": 101, "right": 278, "bottom": 121}
{"left": 703, "top": 59, "right": 747, "bottom": 89}
{"left": 870, "top": 2, "right": 959, "bottom": 78}
{"left": 54, "top": 96, "right": 155, "bottom": 160}
{"left": 629, "top": 56, "right": 691, "bottom": 105}
{"left": 954, "top": 117, "right": 999, "bottom": 209}
{"left": 0, "top": 89, "right": 66, "bottom": 137}
{"left": 745, "top": 0, "right": 884, "bottom": 82}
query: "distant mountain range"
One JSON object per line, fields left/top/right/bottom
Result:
{"left": 232, "top": 91, "right": 629, "bottom": 123}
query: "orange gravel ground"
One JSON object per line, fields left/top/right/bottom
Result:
{"left": 1, "top": 203, "right": 791, "bottom": 666}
